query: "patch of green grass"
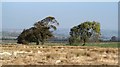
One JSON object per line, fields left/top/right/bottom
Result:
{"left": 86, "top": 43, "right": 118, "bottom": 48}
{"left": 66, "top": 42, "right": 119, "bottom": 48}
{"left": 2, "top": 40, "right": 119, "bottom": 48}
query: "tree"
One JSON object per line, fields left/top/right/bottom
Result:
{"left": 17, "top": 16, "right": 59, "bottom": 45}
{"left": 17, "top": 27, "right": 38, "bottom": 44}
{"left": 110, "top": 36, "right": 117, "bottom": 42}
{"left": 34, "top": 16, "right": 59, "bottom": 45}
{"left": 69, "top": 26, "right": 80, "bottom": 45}
{"left": 69, "top": 21, "right": 101, "bottom": 46}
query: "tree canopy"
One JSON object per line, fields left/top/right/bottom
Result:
{"left": 17, "top": 16, "right": 59, "bottom": 45}
{"left": 69, "top": 21, "right": 101, "bottom": 46}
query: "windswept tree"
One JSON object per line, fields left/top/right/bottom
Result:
{"left": 33, "top": 16, "right": 59, "bottom": 45}
{"left": 17, "top": 27, "right": 37, "bottom": 44}
{"left": 69, "top": 21, "right": 101, "bottom": 46}
{"left": 17, "top": 16, "right": 59, "bottom": 45}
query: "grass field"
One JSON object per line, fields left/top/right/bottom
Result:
{"left": 2, "top": 40, "right": 119, "bottom": 48}
{"left": 0, "top": 42, "right": 119, "bottom": 65}
{"left": 67, "top": 42, "right": 119, "bottom": 48}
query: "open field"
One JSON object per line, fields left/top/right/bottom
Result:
{"left": 0, "top": 43, "right": 119, "bottom": 65}
{"left": 1, "top": 41, "right": 119, "bottom": 48}
{"left": 68, "top": 42, "right": 119, "bottom": 48}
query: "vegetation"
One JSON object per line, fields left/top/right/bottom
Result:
{"left": 17, "top": 16, "right": 59, "bottom": 45}
{"left": 16, "top": 16, "right": 118, "bottom": 48}
{"left": 66, "top": 42, "right": 118, "bottom": 48}
{"left": 110, "top": 36, "right": 118, "bottom": 42}
{"left": 69, "top": 21, "right": 101, "bottom": 46}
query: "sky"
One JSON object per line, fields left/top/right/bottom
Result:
{"left": 1, "top": 0, "right": 119, "bottom": 2}
{"left": 1, "top": 2, "right": 118, "bottom": 31}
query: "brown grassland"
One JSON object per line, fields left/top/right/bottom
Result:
{"left": 0, "top": 43, "right": 118, "bottom": 65}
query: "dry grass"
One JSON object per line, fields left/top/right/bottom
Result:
{"left": 0, "top": 44, "right": 118, "bottom": 65}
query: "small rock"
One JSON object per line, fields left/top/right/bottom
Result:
{"left": 38, "top": 51, "right": 42, "bottom": 54}
{"left": 0, "top": 52, "right": 12, "bottom": 56}
{"left": 56, "top": 60, "right": 61, "bottom": 64}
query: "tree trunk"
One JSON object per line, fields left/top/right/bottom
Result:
{"left": 41, "top": 39, "right": 44, "bottom": 45}
{"left": 41, "top": 42, "right": 44, "bottom": 45}
{"left": 36, "top": 40, "right": 39, "bottom": 45}
{"left": 82, "top": 39, "right": 86, "bottom": 46}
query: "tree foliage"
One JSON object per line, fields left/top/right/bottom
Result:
{"left": 110, "top": 36, "right": 117, "bottom": 42}
{"left": 69, "top": 21, "right": 101, "bottom": 46}
{"left": 17, "top": 16, "right": 59, "bottom": 45}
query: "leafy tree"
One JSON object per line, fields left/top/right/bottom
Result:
{"left": 110, "top": 36, "right": 117, "bottom": 42}
{"left": 34, "top": 16, "right": 59, "bottom": 45}
{"left": 17, "top": 27, "right": 37, "bottom": 44}
{"left": 69, "top": 26, "right": 80, "bottom": 44}
{"left": 17, "top": 16, "right": 59, "bottom": 45}
{"left": 69, "top": 21, "right": 101, "bottom": 46}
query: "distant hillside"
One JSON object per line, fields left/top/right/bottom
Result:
{"left": 1, "top": 28, "right": 118, "bottom": 40}
{"left": 54, "top": 28, "right": 118, "bottom": 40}
{"left": 100, "top": 29, "right": 118, "bottom": 40}
{"left": 53, "top": 28, "right": 70, "bottom": 37}
{"left": 1, "top": 28, "right": 69, "bottom": 38}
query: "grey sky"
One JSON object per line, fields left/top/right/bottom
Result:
{"left": 2, "top": 2, "right": 118, "bottom": 31}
